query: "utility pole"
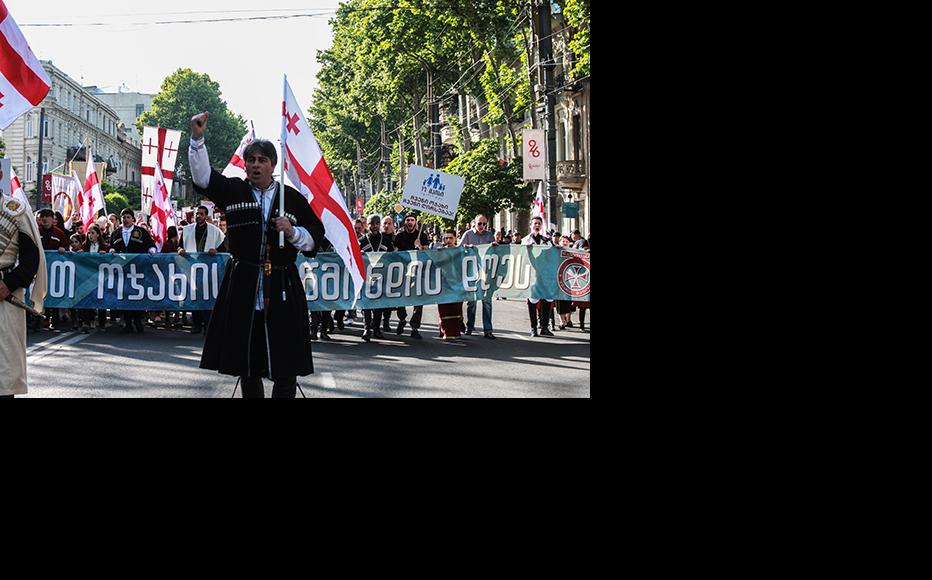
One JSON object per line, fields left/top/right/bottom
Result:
{"left": 356, "top": 139, "right": 365, "bottom": 212}
{"left": 539, "top": 0, "right": 558, "bottom": 231}
{"left": 35, "top": 107, "right": 46, "bottom": 209}
{"left": 428, "top": 68, "right": 441, "bottom": 169}
{"left": 381, "top": 117, "right": 391, "bottom": 192}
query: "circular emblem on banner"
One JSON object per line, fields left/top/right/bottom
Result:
{"left": 558, "top": 256, "right": 590, "bottom": 298}
{"left": 53, "top": 192, "right": 74, "bottom": 221}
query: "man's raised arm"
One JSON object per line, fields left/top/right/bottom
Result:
{"left": 189, "top": 112, "right": 211, "bottom": 189}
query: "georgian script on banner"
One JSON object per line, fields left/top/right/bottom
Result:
{"left": 35, "top": 246, "right": 590, "bottom": 311}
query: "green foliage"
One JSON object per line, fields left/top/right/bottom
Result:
{"left": 0, "top": 138, "right": 6, "bottom": 158}
{"left": 136, "top": 69, "right": 247, "bottom": 178}
{"left": 104, "top": 193, "right": 130, "bottom": 213}
{"left": 102, "top": 182, "right": 142, "bottom": 212}
{"left": 562, "top": 0, "right": 590, "bottom": 78}
{"left": 444, "top": 139, "right": 532, "bottom": 228}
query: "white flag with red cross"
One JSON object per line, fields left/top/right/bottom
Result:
{"left": 149, "top": 159, "right": 173, "bottom": 252}
{"left": 80, "top": 147, "right": 106, "bottom": 234}
{"left": 281, "top": 75, "right": 365, "bottom": 301}
{"left": 532, "top": 181, "right": 547, "bottom": 222}
{"left": 0, "top": 1, "right": 51, "bottom": 130}
{"left": 9, "top": 167, "right": 31, "bottom": 211}
{"left": 141, "top": 126, "right": 182, "bottom": 215}
{"left": 223, "top": 126, "right": 256, "bottom": 180}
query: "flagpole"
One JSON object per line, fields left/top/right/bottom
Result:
{"left": 280, "top": 77, "right": 287, "bottom": 249}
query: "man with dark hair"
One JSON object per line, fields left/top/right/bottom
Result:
{"left": 358, "top": 214, "right": 393, "bottom": 342}
{"left": 36, "top": 209, "right": 68, "bottom": 331}
{"left": 110, "top": 208, "right": 156, "bottom": 333}
{"left": 392, "top": 213, "right": 430, "bottom": 339}
{"left": 189, "top": 112, "right": 325, "bottom": 398}
{"left": 522, "top": 216, "right": 555, "bottom": 337}
{"left": 179, "top": 205, "right": 226, "bottom": 334}
{"left": 572, "top": 229, "right": 589, "bottom": 250}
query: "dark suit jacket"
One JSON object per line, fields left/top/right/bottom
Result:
{"left": 110, "top": 226, "right": 155, "bottom": 254}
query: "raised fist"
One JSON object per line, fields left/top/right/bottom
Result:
{"left": 191, "top": 112, "right": 209, "bottom": 139}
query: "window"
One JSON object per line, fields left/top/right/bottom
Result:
{"left": 25, "top": 115, "right": 33, "bottom": 138}
{"left": 136, "top": 104, "right": 145, "bottom": 118}
{"left": 44, "top": 119, "right": 50, "bottom": 139}
{"left": 26, "top": 157, "right": 33, "bottom": 182}
{"left": 43, "top": 159, "right": 49, "bottom": 175}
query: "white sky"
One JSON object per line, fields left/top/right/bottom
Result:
{"left": 7, "top": 0, "right": 341, "bottom": 156}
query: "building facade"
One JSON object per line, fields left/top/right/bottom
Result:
{"left": 87, "top": 86, "right": 153, "bottom": 149}
{"left": 0, "top": 61, "right": 143, "bottom": 199}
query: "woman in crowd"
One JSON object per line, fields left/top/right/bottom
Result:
{"left": 437, "top": 230, "right": 466, "bottom": 341}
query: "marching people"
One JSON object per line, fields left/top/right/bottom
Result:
{"left": 36, "top": 208, "right": 69, "bottom": 331}
{"left": 459, "top": 213, "right": 498, "bottom": 339}
{"left": 379, "top": 215, "right": 397, "bottom": 333}
{"left": 110, "top": 208, "right": 157, "bottom": 334}
{"left": 309, "top": 237, "right": 335, "bottom": 342}
{"left": 189, "top": 111, "right": 325, "bottom": 399}
{"left": 1, "top": 192, "right": 47, "bottom": 398}
{"left": 81, "top": 224, "right": 110, "bottom": 332}
{"left": 391, "top": 213, "right": 430, "bottom": 340}
{"left": 358, "top": 214, "right": 394, "bottom": 342}
{"left": 179, "top": 206, "right": 226, "bottom": 334}
{"left": 522, "top": 216, "right": 555, "bottom": 337}
{"left": 437, "top": 230, "right": 466, "bottom": 341}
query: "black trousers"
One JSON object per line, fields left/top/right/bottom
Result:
{"left": 396, "top": 306, "right": 423, "bottom": 330}
{"left": 364, "top": 309, "right": 383, "bottom": 331}
{"left": 122, "top": 311, "right": 145, "bottom": 329}
{"left": 527, "top": 301, "right": 553, "bottom": 330}
{"left": 310, "top": 310, "right": 333, "bottom": 331}
{"left": 240, "top": 311, "right": 297, "bottom": 398}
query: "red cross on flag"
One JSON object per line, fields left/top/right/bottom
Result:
{"left": 222, "top": 126, "right": 256, "bottom": 180}
{"left": 0, "top": 1, "right": 51, "bottom": 130}
{"left": 281, "top": 75, "right": 365, "bottom": 302}
{"left": 79, "top": 146, "right": 106, "bottom": 234}
{"left": 141, "top": 126, "right": 182, "bottom": 215}
{"left": 149, "top": 159, "right": 174, "bottom": 252}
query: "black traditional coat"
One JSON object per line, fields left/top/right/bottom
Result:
{"left": 194, "top": 171, "right": 325, "bottom": 379}
{"left": 110, "top": 226, "right": 156, "bottom": 253}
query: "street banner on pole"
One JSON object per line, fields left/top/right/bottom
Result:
{"left": 401, "top": 164, "right": 465, "bottom": 220}
{"left": 523, "top": 129, "right": 546, "bottom": 181}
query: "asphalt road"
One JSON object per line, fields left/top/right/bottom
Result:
{"left": 22, "top": 299, "right": 590, "bottom": 398}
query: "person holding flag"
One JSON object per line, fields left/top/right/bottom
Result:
{"left": 188, "top": 111, "right": 325, "bottom": 399}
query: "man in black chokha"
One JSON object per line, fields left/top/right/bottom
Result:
{"left": 188, "top": 112, "right": 325, "bottom": 398}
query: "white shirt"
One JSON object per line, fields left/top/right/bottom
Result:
{"left": 122, "top": 226, "right": 133, "bottom": 248}
{"left": 190, "top": 135, "right": 316, "bottom": 310}
{"left": 189, "top": 136, "right": 315, "bottom": 252}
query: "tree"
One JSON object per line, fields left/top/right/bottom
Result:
{"left": 561, "top": 0, "right": 590, "bottom": 78}
{"left": 136, "top": 69, "right": 247, "bottom": 180}
{"left": 104, "top": 192, "right": 130, "bottom": 213}
{"left": 444, "top": 139, "right": 532, "bottom": 228}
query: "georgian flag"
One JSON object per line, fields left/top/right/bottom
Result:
{"left": 79, "top": 148, "right": 106, "bottom": 234}
{"left": 532, "top": 181, "right": 547, "bottom": 222}
{"left": 9, "top": 167, "right": 30, "bottom": 211}
{"left": 149, "top": 159, "right": 174, "bottom": 251}
{"left": 281, "top": 75, "right": 365, "bottom": 301}
{"left": 223, "top": 126, "right": 256, "bottom": 179}
{"left": 0, "top": 1, "right": 50, "bottom": 130}
{"left": 141, "top": 126, "right": 182, "bottom": 215}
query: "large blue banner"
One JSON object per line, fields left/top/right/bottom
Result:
{"left": 38, "top": 245, "right": 590, "bottom": 311}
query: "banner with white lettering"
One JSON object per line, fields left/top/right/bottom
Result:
{"left": 36, "top": 246, "right": 590, "bottom": 311}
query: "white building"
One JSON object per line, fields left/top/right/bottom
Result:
{"left": 0, "top": 61, "right": 143, "bottom": 196}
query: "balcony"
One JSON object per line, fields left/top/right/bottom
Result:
{"left": 557, "top": 160, "right": 586, "bottom": 190}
